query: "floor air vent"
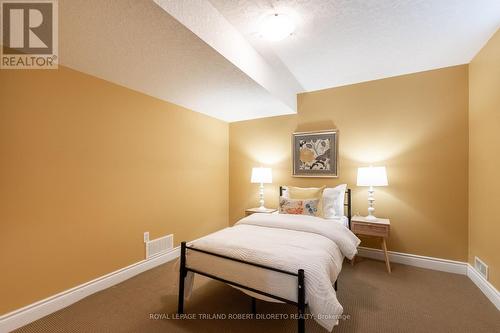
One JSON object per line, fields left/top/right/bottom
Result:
{"left": 474, "top": 256, "right": 488, "bottom": 280}
{"left": 146, "top": 234, "right": 173, "bottom": 259}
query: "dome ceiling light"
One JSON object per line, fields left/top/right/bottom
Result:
{"left": 258, "top": 13, "right": 295, "bottom": 41}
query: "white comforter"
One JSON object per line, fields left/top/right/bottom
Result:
{"left": 181, "top": 213, "right": 360, "bottom": 331}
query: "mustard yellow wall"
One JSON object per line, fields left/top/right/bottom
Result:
{"left": 0, "top": 66, "right": 228, "bottom": 315}
{"left": 230, "top": 65, "right": 469, "bottom": 261}
{"left": 469, "top": 30, "right": 500, "bottom": 289}
{"left": 1, "top": 49, "right": 492, "bottom": 316}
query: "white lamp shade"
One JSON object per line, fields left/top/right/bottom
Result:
{"left": 251, "top": 167, "right": 272, "bottom": 184}
{"left": 357, "top": 166, "right": 388, "bottom": 187}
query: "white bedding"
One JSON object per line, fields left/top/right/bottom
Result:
{"left": 323, "top": 215, "right": 349, "bottom": 228}
{"left": 180, "top": 213, "right": 360, "bottom": 331}
{"left": 274, "top": 212, "right": 348, "bottom": 227}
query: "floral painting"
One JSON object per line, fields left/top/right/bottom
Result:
{"left": 292, "top": 130, "right": 338, "bottom": 177}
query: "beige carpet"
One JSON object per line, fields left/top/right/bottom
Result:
{"left": 15, "top": 258, "right": 499, "bottom": 333}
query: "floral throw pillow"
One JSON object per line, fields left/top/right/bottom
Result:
{"left": 279, "top": 197, "right": 319, "bottom": 216}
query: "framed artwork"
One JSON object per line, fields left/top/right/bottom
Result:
{"left": 292, "top": 130, "right": 338, "bottom": 177}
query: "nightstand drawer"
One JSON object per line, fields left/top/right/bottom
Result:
{"left": 352, "top": 222, "right": 389, "bottom": 237}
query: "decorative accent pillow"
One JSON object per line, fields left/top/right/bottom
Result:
{"left": 288, "top": 186, "right": 325, "bottom": 216}
{"left": 323, "top": 184, "right": 347, "bottom": 218}
{"left": 279, "top": 197, "right": 319, "bottom": 216}
{"left": 288, "top": 186, "right": 325, "bottom": 200}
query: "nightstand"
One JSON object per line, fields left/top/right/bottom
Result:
{"left": 351, "top": 216, "right": 391, "bottom": 273}
{"left": 245, "top": 208, "right": 277, "bottom": 216}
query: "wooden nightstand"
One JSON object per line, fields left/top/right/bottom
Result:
{"left": 245, "top": 208, "right": 277, "bottom": 216}
{"left": 351, "top": 216, "right": 391, "bottom": 273}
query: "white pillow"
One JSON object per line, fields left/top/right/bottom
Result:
{"left": 281, "top": 186, "right": 289, "bottom": 198}
{"left": 322, "top": 184, "right": 347, "bottom": 218}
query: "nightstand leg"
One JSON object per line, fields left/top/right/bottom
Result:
{"left": 381, "top": 237, "right": 391, "bottom": 273}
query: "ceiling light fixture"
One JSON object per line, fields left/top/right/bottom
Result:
{"left": 259, "top": 13, "right": 295, "bottom": 41}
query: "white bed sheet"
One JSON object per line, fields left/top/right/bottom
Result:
{"left": 275, "top": 212, "right": 349, "bottom": 228}
{"left": 178, "top": 213, "right": 360, "bottom": 331}
{"left": 186, "top": 237, "right": 344, "bottom": 303}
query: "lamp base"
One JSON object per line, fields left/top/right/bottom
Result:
{"left": 365, "top": 186, "right": 378, "bottom": 221}
{"left": 256, "top": 206, "right": 269, "bottom": 211}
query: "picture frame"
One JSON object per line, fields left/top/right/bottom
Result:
{"left": 292, "top": 130, "right": 338, "bottom": 178}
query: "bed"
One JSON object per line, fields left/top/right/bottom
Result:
{"left": 177, "top": 187, "right": 360, "bottom": 333}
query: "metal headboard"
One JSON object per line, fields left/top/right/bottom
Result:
{"left": 279, "top": 186, "right": 352, "bottom": 229}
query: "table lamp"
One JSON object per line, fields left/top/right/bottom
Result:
{"left": 251, "top": 167, "right": 272, "bottom": 211}
{"left": 357, "top": 166, "right": 388, "bottom": 221}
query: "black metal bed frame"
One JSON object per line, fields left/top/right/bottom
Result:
{"left": 178, "top": 187, "right": 352, "bottom": 333}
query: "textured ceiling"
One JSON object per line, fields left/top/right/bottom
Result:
{"left": 154, "top": 0, "right": 302, "bottom": 114}
{"left": 59, "top": 0, "right": 294, "bottom": 122}
{"left": 210, "top": 0, "right": 500, "bottom": 91}
{"left": 59, "top": 0, "right": 500, "bottom": 122}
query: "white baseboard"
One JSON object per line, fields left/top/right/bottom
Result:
{"left": 0, "top": 248, "right": 180, "bottom": 333}
{"left": 357, "top": 246, "right": 499, "bottom": 311}
{"left": 2, "top": 244, "right": 497, "bottom": 332}
{"left": 357, "top": 246, "right": 468, "bottom": 274}
{"left": 467, "top": 264, "right": 500, "bottom": 311}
